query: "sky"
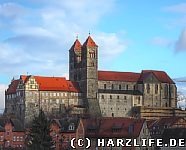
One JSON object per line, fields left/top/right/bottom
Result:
{"left": 0, "top": 0, "right": 186, "bottom": 110}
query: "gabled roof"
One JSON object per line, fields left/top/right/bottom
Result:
{"left": 98, "top": 71, "right": 141, "bottom": 82}
{"left": 83, "top": 36, "right": 97, "bottom": 47}
{"left": 6, "top": 76, "right": 81, "bottom": 93}
{"left": 52, "top": 117, "right": 79, "bottom": 133}
{"left": 156, "top": 117, "right": 183, "bottom": 127}
{"left": 34, "top": 76, "right": 80, "bottom": 92}
{"left": 11, "top": 118, "right": 24, "bottom": 132}
{"left": 139, "top": 70, "right": 175, "bottom": 84}
{"left": 98, "top": 70, "right": 174, "bottom": 84}
{"left": 0, "top": 117, "right": 24, "bottom": 132}
{"left": 6, "top": 79, "right": 19, "bottom": 94}
{"left": 82, "top": 117, "right": 145, "bottom": 138}
{"left": 70, "top": 39, "right": 82, "bottom": 51}
{"left": 148, "top": 117, "right": 184, "bottom": 129}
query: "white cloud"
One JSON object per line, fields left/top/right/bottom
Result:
{"left": 175, "top": 28, "right": 186, "bottom": 52}
{"left": 0, "top": 84, "right": 7, "bottom": 112}
{"left": 96, "top": 32, "right": 127, "bottom": 59}
{"left": 0, "top": 0, "right": 128, "bottom": 78}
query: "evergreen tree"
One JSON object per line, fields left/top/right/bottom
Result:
{"left": 27, "top": 109, "right": 53, "bottom": 150}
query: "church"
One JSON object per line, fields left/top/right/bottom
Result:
{"left": 4, "top": 35, "right": 178, "bottom": 125}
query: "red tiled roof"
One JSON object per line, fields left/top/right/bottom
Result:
{"left": 33, "top": 76, "right": 80, "bottom": 92}
{"left": 140, "top": 70, "right": 175, "bottom": 84}
{"left": 82, "top": 117, "right": 145, "bottom": 138}
{"left": 98, "top": 71, "right": 141, "bottom": 82}
{"left": 70, "top": 39, "right": 82, "bottom": 51}
{"left": 98, "top": 70, "right": 174, "bottom": 84}
{"left": 6, "top": 80, "right": 19, "bottom": 94}
{"left": 67, "top": 80, "right": 80, "bottom": 93}
{"left": 83, "top": 36, "right": 97, "bottom": 47}
{"left": 20, "top": 75, "right": 30, "bottom": 83}
{"left": 6, "top": 76, "right": 80, "bottom": 93}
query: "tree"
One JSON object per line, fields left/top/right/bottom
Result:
{"left": 27, "top": 109, "right": 53, "bottom": 150}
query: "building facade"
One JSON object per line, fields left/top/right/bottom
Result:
{"left": 50, "top": 117, "right": 152, "bottom": 150}
{"left": 0, "top": 117, "right": 25, "bottom": 149}
{"left": 4, "top": 36, "right": 177, "bottom": 125}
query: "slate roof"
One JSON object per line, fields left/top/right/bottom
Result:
{"left": 52, "top": 117, "right": 80, "bottom": 133}
{"left": 82, "top": 117, "right": 145, "bottom": 138}
{"left": 0, "top": 117, "right": 24, "bottom": 132}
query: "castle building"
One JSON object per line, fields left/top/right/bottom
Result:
{"left": 4, "top": 36, "right": 178, "bottom": 125}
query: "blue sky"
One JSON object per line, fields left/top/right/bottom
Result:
{"left": 0, "top": 0, "right": 186, "bottom": 107}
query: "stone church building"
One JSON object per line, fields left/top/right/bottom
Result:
{"left": 4, "top": 36, "right": 178, "bottom": 125}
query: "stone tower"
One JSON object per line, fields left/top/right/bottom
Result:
{"left": 69, "top": 38, "right": 82, "bottom": 82}
{"left": 69, "top": 36, "right": 101, "bottom": 116}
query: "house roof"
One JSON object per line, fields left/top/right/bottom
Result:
{"left": 139, "top": 70, "right": 175, "bottom": 84}
{"left": 98, "top": 71, "right": 141, "bottom": 82}
{"left": 70, "top": 39, "right": 82, "bottom": 51}
{"left": 52, "top": 117, "right": 79, "bottom": 133}
{"left": 98, "top": 70, "right": 174, "bottom": 84}
{"left": 35, "top": 76, "right": 80, "bottom": 92}
{"left": 148, "top": 117, "right": 183, "bottom": 129}
{"left": 6, "top": 76, "right": 80, "bottom": 93}
{"left": 11, "top": 118, "right": 24, "bottom": 132}
{"left": 0, "top": 117, "right": 24, "bottom": 132}
{"left": 83, "top": 36, "right": 97, "bottom": 47}
{"left": 156, "top": 117, "right": 183, "bottom": 127}
{"left": 6, "top": 79, "right": 20, "bottom": 94}
{"left": 82, "top": 117, "right": 145, "bottom": 138}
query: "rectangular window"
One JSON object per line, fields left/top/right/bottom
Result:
{"left": 147, "top": 84, "right": 150, "bottom": 93}
{"left": 104, "top": 84, "right": 106, "bottom": 89}
{"left": 126, "top": 85, "right": 129, "bottom": 90}
{"left": 155, "top": 84, "right": 158, "bottom": 94}
{"left": 138, "top": 97, "right": 140, "bottom": 104}
{"left": 110, "top": 95, "right": 112, "bottom": 99}
{"left": 111, "top": 84, "right": 114, "bottom": 90}
{"left": 117, "top": 95, "right": 119, "bottom": 99}
{"left": 119, "top": 84, "right": 121, "bottom": 90}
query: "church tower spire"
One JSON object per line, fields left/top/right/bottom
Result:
{"left": 80, "top": 35, "right": 101, "bottom": 117}
{"left": 69, "top": 38, "right": 82, "bottom": 81}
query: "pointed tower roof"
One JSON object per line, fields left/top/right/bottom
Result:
{"left": 83, "top": 36, "right": 97, "bottom": 47}
{"left": 70, "top": 39, "right": 82, "bottom": 51}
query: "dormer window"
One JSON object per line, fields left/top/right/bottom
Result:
{"left": 69, "top": 123, "right": 75, "bottom": 131}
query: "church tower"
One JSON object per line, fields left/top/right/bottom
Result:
{"left": 80, "top": 35, "right": 101, "bottom": 117}
{"left": 69, "top": 35, "right": 101, "bottom": 116}
{"left": 69, "top": 38, "right": 82, "bottom": 82}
